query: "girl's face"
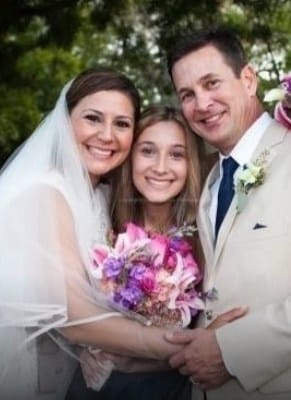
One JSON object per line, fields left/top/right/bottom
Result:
{"left": 132, "top": 120, "right": 188, "bottom": 205}
{"left": 71, "top": 90, "right": 135, "bottom": 186}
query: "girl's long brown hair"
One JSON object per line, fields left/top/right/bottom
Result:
{"left": 110, "top": 105, "right": 206, "bottom": 233}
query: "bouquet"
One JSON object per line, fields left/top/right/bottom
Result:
{"left": 81, "top": 222, "right": 204, "bottom": 390}
{"left": 90, "top": 222, "right": 204, "bottom": 328}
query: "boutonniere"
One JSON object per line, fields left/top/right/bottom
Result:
{"left": 234, "top": 149, "right": 270, "bottom": 212}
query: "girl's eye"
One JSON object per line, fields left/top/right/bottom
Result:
{"left": 140, "top": 147, "right": 155, "bottom": 156}
{"left": 170, "top": 151, "right": 186, "bottom": 160}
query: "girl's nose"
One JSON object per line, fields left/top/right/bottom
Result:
{"left": 152, "top": 155, "right": 168, "bottom": 175}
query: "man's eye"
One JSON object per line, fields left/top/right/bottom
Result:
{"left": 181, "top": 92, "right": 194, "bottom": 102}
{"left": 206, "top": 80, "right": 220, "bottom": 89}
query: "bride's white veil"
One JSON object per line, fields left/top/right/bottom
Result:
{"left": 0, "top": 76, "right": 117, "bottom": 394}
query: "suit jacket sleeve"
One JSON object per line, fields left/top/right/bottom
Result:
{"left": 216, "top": 299, "right": 291, "bottom": 392}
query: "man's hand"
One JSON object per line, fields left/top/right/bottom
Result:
{"left": 208, "top": 306, "right": 248, "bottom": 329}
{"left": 164, "top": 306, "right": 248, "bottom": 390}
{"left": 166, "top": 328, "right": 231, "bottom": 390}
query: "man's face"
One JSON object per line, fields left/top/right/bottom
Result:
{"left": 171, "top": 45, "right": 258, "bottom": 154}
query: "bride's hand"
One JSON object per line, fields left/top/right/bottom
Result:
{"left": 79, "top": 347, "right": 114, "bottom": 390}
{"left": 207, "top": 306, "right": 249, "bottom": 329}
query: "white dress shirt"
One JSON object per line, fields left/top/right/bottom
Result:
{"left": 208, "top": 113, "right": 273, "bottom": 238}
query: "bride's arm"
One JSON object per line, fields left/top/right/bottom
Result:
{"left": 55, "top": 190, "right": 181, "bottom": 360}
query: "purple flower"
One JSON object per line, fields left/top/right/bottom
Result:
{"left": 169, "top": 237, "right": 191, "bottom": 255}
{"left": 103, "top": 256, "right": 124, "bottom": 279}
{"left": 129, "top": 264, "right": 147, "bottom": 281}
{"left": 114, "top": 286, "right": 144, "bottom": 310}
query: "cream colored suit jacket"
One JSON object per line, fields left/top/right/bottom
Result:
{"left": 194, "top": 120, "right": 291, "bottom": 399}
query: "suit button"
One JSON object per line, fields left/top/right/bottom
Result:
{"left": 205, "top": 309, "right": 213, "bottom": 320}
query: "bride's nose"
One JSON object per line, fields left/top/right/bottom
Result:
{"left": 97, "top": 123, "right": 113, "bottom": 142}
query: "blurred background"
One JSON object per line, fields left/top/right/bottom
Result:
{"left": 1, "top": 0, "right": 290, "bottom": 166}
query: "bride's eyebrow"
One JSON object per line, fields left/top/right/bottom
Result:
{"left": 83, "top": 108, "right": 102, "bottom": 114}
{"left": 84, "top": 109, "right": 133, "bottom": 121}
{"left": 114, "top": 115, "right": 134, "bottom": 122}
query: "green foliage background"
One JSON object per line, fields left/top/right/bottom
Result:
{"left": 1, "top": 0, "right": 290, "bottom": 166}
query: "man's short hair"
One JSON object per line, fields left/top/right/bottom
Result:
{"left": 167, "top": 27, "right": 247, "bottom": 80}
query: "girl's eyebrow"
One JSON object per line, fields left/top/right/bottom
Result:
{"left": 135, "top": 141, "right": 154, "bottom": 146}
{"left": 136, "top": 141, "right": 186, "bottom": 148}
{"left": 171, "top": 144, "right": 186, "bottom": 148}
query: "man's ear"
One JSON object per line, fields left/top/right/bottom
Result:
{"left": 241, "top": 64, "right": 258, "bottom": 96}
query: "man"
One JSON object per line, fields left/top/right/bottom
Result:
{"left": 165, "top": 27, "right": 291, "bottom": 399}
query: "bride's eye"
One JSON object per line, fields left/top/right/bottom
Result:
{"left": 115, "top": 120, "right": 131, "bottom": 129}
{"left": 85, "top": 114, "right": 101, "bottom": 123}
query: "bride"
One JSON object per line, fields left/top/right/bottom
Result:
{"left": 0, "top": 68, "right": 144, "bottom": 399}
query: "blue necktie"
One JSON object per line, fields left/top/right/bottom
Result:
{"left": 215, "top": 157, "right": 238, "bottom": 237}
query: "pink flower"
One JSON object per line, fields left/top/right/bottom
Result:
{"left": 148, "top": 234, "right": 169, "bottom": 265}
{"left": 165, "top": 253, "right": 177, "bottom": 271}
{"left": 91, "top": 245, "right": 110, "bottom": 279}
{"left": 275, "top": 74, "right": 291, "bottom": 129}
{"left": 92, "top": 245, "right": 109, "bottom": 265}
{"left": 140, "top": 271, "right": 156, "bottom": 294}
{"left": 115, "top": 222, "right": 148, "bottom": 253}
{"left": 176, "top": 296, "right": 205, "bottom": 326}
{"left": 274, "top": 102, "right": 291, "bottom": 129}
{"left": 183, "top": 253, "right": 200, "bottom": 277}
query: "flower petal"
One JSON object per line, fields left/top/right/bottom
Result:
{"left": 264, "top": 88, "right": 284, "bottom": 102}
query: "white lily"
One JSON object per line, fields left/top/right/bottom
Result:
{"left": 264, "top": 88, "right": 285, "bottom": 102}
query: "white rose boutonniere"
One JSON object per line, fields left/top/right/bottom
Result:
{"left": 234, "top": 149, "right": 269, "bottom": 212}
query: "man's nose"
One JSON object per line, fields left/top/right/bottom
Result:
{"left": 194, "top": 91, "right": 213, "bottom": 111}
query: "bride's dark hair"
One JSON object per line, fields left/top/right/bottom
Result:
{"left": 66, "top": 68, "right": 140, "bottom": 122}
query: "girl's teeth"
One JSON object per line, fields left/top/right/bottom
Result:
{"left": 147, "top": 179, "right": 171, "bottom": 187}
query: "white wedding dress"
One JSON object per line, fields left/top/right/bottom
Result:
{"left": 0, "top": 170, "right": 114, "bottom": 399}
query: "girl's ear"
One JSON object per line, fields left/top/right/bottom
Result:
{"left": 241, "top": 64, "right": 258, "bottom": 96}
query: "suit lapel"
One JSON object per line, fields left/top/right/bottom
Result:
{"left": 213, "top": 197, "right": 237, "bottom": 266}
{"left": 201, "top": 120, "right": 288, "bottom": 272}
{"left": 197, "top": 163, "right": 219, "bottom": 278}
